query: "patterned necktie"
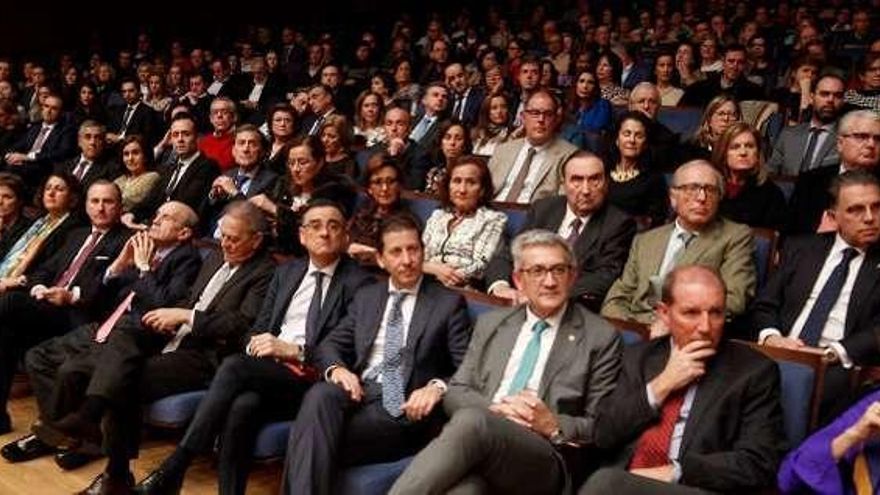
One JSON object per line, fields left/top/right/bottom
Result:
{"left": 799, "top": 127, "right": 824, "bottom": 172}
{"left": 73, "top": 159, "right": 89, "bottom": 181}
{"left": 504, "top": 147, "right": 537, "bottom": 203}
{"left": 29, "top": 125, "right": 51, "bottom": 154}
{"left": 54, "top": 231, "right": 101, "bottom": 288}
{"left": 799, "top": 247, "right": 859, "bottom": 346}
{"left": 660, "top": 231, "right": 695, "bottom": 279}
{"left": 305, "top": 271, "right": 325, "bottom": 342}
{"left": 507, "top": 320, "right": 550, "bottom": 395}
{"left": 565, "top": 218, "right": 583, "bottom": 247}
{"left": 629, "top": 389, "right": 686, "bottom": 469}
{"left": 382, "top": 291, "right": 407, "bottom": 417}
{"left": 95, "top": 254, "right": 163, "bottom": 343}
{"left": 162, "top": 263, "right": 234, "bottom": 353}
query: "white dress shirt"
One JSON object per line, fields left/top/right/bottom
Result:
{"left": 277, "top": 259, "right": 340, "bottom": 346}
{"left": 362, "top": 278, "right": 422, "bottom": 381}
{"left": 558, "top": 204, "right": 590, "bottom": 239}
{"left": 494, "top": 141, "right": 550, "bottom": 203}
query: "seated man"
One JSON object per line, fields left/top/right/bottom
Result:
{"left": 135, "top": 199, "right": 372, "bottom": 495}
{"left": 486, "top": 152, "right": 636, "bottom": 312}
{"left": 602, "top": 160, "right": 755, "bottom": 331}
{"left": 283, "top": 213, "right": 471, "bottom": 495}
{"left": 581, "top": 265, "right": 786, "bottom": 494}
{"left": 391, "top": 230, "right": 622, "bottom": 495}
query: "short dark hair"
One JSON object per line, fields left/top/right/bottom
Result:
{"left": 36, "top": 171, "right": 82, "bottom": 211}
{"left": 377, "top": 212, "right": 422, "bottom": 253}
{"left": 119, "top": 134, "right": 155, "bottom": 170}
{"left": 87, "top": 179, "right": 123, "bottom": 204}
{"left": 169, "top": 111, "right": 197, "bottom": 127}
{"left": 829, "top": 170, "right": 880, "bottom": 208}
{"left": 438, "top": 155, "right": 494, "bottom": 209}
{"left": 299, "top": 198, "right": 346, "bottom": 224}
{"left": 0, "top": 172, "right": 26, "bottom": 205}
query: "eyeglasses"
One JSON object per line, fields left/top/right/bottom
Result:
{"left": 523, "top": 108, "right": 556, "bottom": 119}
{"left": 369, "top": 177, "right": 399, "bottom": 187}
{"left": 302, "top": 220, "right": 344, "bottom": 233}
{"left": 520, "top": 264, "right": 572, "bottom": 279}
{"left": 674, "top": 183, "right": 721, "bottom": 198}
{"left": 714, "top": 110, "right": 738, "bottom": 119}
{"left": 842, "top": 132, "right": 880, "bottom": 144}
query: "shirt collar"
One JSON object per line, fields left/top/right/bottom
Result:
{"left": 389, "top": 275, "right": 422, "bottom": 296}
{"left": 525, "top": 303, "right": 566, "bottom": 331}
{"left": 308, "top": 257, "right": 340, "bottom": 278}
{"left": 563, "top": 203, "right": 591, "bottom": 226}
{"left": 673, "top": 219, "right": 699, "bottom": 238}
{"left": 523, "top": 139, "right": 551, "bottom": 153}
{"left": 178, "top": 151, "right": 201, "bottom": 167}
{"left": 833, "top": 233, "right": 866, "bottom": 256}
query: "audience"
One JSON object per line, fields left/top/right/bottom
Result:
{"left": 114, "top": 134, "right": 161, "bottom": 212}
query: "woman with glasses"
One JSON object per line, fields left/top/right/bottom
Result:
{"left": 682, "top": 95, "right": 741, "bottom": 162}
{"left": 712, "top": 123, "right": 787, "bottom": 230}
{"left": 845, "top": 52, "right": 880, "bottom": 112}
{"left": 605, "top": 111, "right": 669, "bottom": 227}
{"left": 263, "top": 104, "right": 297, "bottom": 175}
{"left": 422, "top": 155, "right": 506, "bottom": 288}
{"left": 348, "top": 157, "right": 405, "bottom": 263}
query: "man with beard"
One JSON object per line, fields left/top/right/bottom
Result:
{"left": 768, "top": 74, "right": 848, "bottom": 176}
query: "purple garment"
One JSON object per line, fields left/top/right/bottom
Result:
{"left": 778, "top": 388, "right": 880, "bottom": 494}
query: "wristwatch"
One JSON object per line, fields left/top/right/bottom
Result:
{"left": 549, "top": 428, "right": 565, "bottom": 446}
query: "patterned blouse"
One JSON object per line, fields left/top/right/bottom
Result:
{"left": 422, "top": 206, "right": 507, "bottom": 281}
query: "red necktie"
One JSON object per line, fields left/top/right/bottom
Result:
{"left": 54, "top": 231, "right": 101, "bottom": 288}
{"left": 94, "top": 291, "right": 135, "bottom": 343}
{"left": 628, "top": 389, "right": 686, "bottom": 469}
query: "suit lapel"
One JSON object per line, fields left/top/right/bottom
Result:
{"left": 360, "top": 283, "right": 390, "bottom": 366}
{"left": 484, "top": 308, "right": 527, "bottom": 398}
{"left": 311, "top": 260, "right": 346, "bottom": 348}
{"left": 646, "top": 224, "right": 675, "bottom": 274}
{"left": 678, "top": 220, "right": 722, "bottom": 265}
{"left": 538, "top": 306, "right": 583, "bottom": 398}
{"left": 404, "top": 280, "right": 433, "bottom": 352}
{"left": 680, "top": 345, "right": 730, "bottom": 453}
{"left": 574, "top": 207, "right": 605, "bottom": 256}
{"left": 846, "top": 247, "right": 880, "bottom": 333}
{"left": 271, "top": 261, "right": 308, "bottom": 334}
{"left": 188, "top": 254, "right": 223, "bottom": 306}
{"left": 790, "top": 237, "right": 834, "bottom": 316}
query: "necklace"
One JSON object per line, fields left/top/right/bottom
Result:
{"left": 611, "top": 166, "right": 640, "bottom": 182}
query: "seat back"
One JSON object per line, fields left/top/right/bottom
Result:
{"left": 458, "top": 289, "right": 512, "bottom": 322}
{"left": 751, "top": 227, "right": 780, "bottom": 289}
{"left": 603, "top": 317, "right": 649, "bottom": 346}
{"left": 401, "top": 191, "right": 440, "bottom": 227}
{"left": 145, "top": 390, "right": 208, "bottom": 429}
{"left": 657, "top": 107, "right": 703, "bottom": 139}
{"left": 491, "top": 201, "right": 529, "bottom": 240}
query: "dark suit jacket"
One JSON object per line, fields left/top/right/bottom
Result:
{"left": 594, "top": 338, "right": 786, "bottom": 492}
{"left": 131, "top": 153, "right": 221, "bottom": 225}
{"left": 248, "top": 256, "right": 373, "bottom": 353}
{"left": 314, "top": 277, "right": 471, "bottom": 393}
{"left": 451, "top": 87, "right": 484, "bottom": 127}
{"left": 206, "top": 164, "right": 278, "bottom": 225}
{"left": 680, "top": 74, "right": 766, "bottom": 108}
{"left": 7, "top": 120, "right": 78, "bottom": 186}
{"left": 108, "top": 102, "right": 159, "bottom": 146}
{"left": 16, "top": 214, "right": 82, "bottom": 280}
{"left": 178, "top": 250, "right": 275, "bottom": 359}
{"left": 785, "top": 165, "right": 868, "bottom": 235}
{"left": 485, "top": 197, "right": 636, "bottom": 310}
{"left": 54, "top": 155, "right": 119, "bottom": 191}
{"left": 621, "top": 63, "right": 651, "bottom": 90}
{"left": 751, "top": 234, "right": 880, "bottom": 364}
{"left": 0, "top": 216, "right": 34, "bottom": 260}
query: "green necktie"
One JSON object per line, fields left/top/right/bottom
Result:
{"left": 507, "top": 320, "right": 550, "bottom": 395}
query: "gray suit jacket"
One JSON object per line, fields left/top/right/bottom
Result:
{"left": 488, "top": 137, "right": 579, "bottom": 203}
{"left": 445, "top": 304, "right": 621, "bottom": 447}
{"left": 601, "top": 218, "right": 756, "bottom": 324}
{"left": 766, "top": 122, "right": 839, "bottom": 176}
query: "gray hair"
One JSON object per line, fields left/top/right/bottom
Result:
{"left": 78, "top": 120, "right": 106, "bottom": 136}
{"left": 629, "top": 82, "right": 660, "bottom": 101}
{"left": 839, "top": 109, "right": 880, "bottom": 135}
{"left": 673, "top": 159, "right": 726, "bottom": 198}
{"left": 221, "top": 200, "right": 268, "bottom": 236}
{"left": 511, "top": 229, "right": 576, "bottom": 271}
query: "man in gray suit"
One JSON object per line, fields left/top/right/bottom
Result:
{"left": 390, "top": 230, "right": 622, "bottom": 495}
{"left": 766, "top": 74, "right": 846, "bottom": 176}
{"left": 488, "top": 89, "right": 578, "bottom": 204}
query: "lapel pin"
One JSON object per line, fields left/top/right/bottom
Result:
{"left": 568, "top": 334, "right": 575, "bottom": 342}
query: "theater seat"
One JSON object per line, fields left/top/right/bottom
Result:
{"left": 253, "top": 420, "right": 293, "bottom": 460}
{"left": 751, "top": 228, "right": 779, "bottom": 289}
{"left": 620, "top": 330, "right": 644, "bottom": 346}
{"left": 499, "top": 207, "right": 527, "bottom": 240}
{"left": 656, "top": 107, "right": 702, "bottom": 139}
{"left": 145, "top": 390, "right": 208, "bottom": 428}
{"left": 402, "top": 194, "right": 440, "bottom": 227}
{"left": 335, "top": 456, "right": 415, "bottom": 495}
{"left": 775, "top": 361, "right": 815, "bottom": 446}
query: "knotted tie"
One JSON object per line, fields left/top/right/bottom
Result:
{"left": 381, "top": 292, "right": 407, "bottom": 417}
{"left": 799, "top": 247, "right": 859, "bottom": 346}
{"left": 507, "top": 320, "right": 550, "bottom": 395}
{"left": 629, "top": 389, "right": 686, "bottom": 469}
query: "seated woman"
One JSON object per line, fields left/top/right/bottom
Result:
{"left": 471, "top": 93, "right": 516, "bottom": 157}
{"left": 712, "top": 122, "right": 787, "bottom": 231}
{"left": 319, "top": 115, "right": 356, "bottom": 178}
{"left": 561, "top": 70, "right": 613, "bottom": 150}
{"left": 353, "top": 90, "right": 387, "bottom": 149}
{"left": 422, "top": 155, "right": 507, "bottom": 288}
{"left": 263, "top": 103, "right": 297, "bottom": 175}
{"left": 348, "top": 156, "right": 406, "bottom": 263}
{"left": 0, "top": 173, "right": 32, "bottom": 260}
{"left": 250, "top": 135, "right": 354, "bottom": 255}
{"left": 596, "top": 52, "right": 629, "bottom": 106}
{"left": 681, "top": 94, "right": 741, "bottom": 162}
{"left": 605, "top": 111, "right": 669, "bottom": 228}
{"left": 779, "top": 388, "right": 880, "bottom": 494}
{"left": 0, "top": 172, "right": 80, "bottom": 291}
{"left": 113, "top": 135, "right": 161, "bottom": 212}
{"left": 422, "top": 121, "right": 472, "bottom": 196}
{"left": 845, "top": 52, "right": 880, "bottom": 112}
{"left": 771, "top": 56, "right": 818, "bottom": 125}
{"left": 654, "top": 51, "right": 684, "bottom": 106}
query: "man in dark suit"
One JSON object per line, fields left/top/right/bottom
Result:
{"left": 444, "top": 62, "right": 483, "bottom": 127}
{"left": 358, "top": 107, "right": 419, "bottom": 185}
{"left": 0, "top": 180, "right": 129, "bottom": 434}
{"left": 282, "top": 213, "right": 471, "bottom": 495}
{"left": 486, "top": 152, "right": 636, "bottom": 311}
{"left": 3, "top": 94, "right": 77, "bottom": 190}
{"left": 135, "top": 199, "right": 372, "bottom": 495}
{"left": 766, "top": 74, "right": 846, "bottom": 176}
{"left": 407, "top": 81, "right": 449, "bottom": 154}
{"left": 628, "top": 83, "right": 681, "bottom": 172}
{"left": 106, "top": 78, "right": 158, "bottom": 148}
{"left": 679, "top": 44, "right": 765, "bottom": 107}
{"left": 206, "top": 124, "right": 278, "bottom": 236}
{"left": 580, "top": 265, "right": 786, "bottom": 494}
{"left": 236, "top": 57, "right": 285, "bottom": 126}
{"left": 64, "top": 201, "right": 275, "bottom": 494}
{"left": 125, "top": 113, "right": 220, "bottom": 229}
{"left": 54, "top": 121, "right": 117, "bottom": 191}
{"left": 299, "top": 84, "right": 337, "bottom": 137}
{"left": 391, "top": 229, "right": 622, "bottom": 495}
{"left": 786, "top": 110, "right": 880, "bottom": 234}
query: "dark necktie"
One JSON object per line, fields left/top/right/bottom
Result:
{"left": 120, "top": 105, "right": 134, "bottom": 134}
{"left": 305, "top": 271, "right": 325, "bottom": 341}
{"left": 629, "top": 389, "right": 686, "bottom": 469}
{"left": 382, "top": 291, "right": 407, "bottom": 417}
{"left": 54, "top": 231, "right": 101, "bottom": 288}
{"left": 165, "top": 161, "right": 184, "bottom": 196}
{"left": 234, "top": 173, "right": 250, "bottom": 194}
{"left": 73, "top": 159, "right": 89, "bottom": 181}
{"left": 29, "top": 125, "right": 51, "bottom": 154}
{"left": 565, "top": 218, "right": 583, "bottom": 247}
{"left": 453, "top": 95, "right": 463, "bottom": 120}
{"left": 799, "top": 127, "right": 824, "bottom": 172}
{"left": 799, "top": 247, "right": 859, "bottom": 346}
{"left": 504, "top": 147, "right": 537, "bottom": 202}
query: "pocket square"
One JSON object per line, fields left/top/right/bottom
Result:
{"left": 95, "top": 256, "right": 109, "bottom": 261}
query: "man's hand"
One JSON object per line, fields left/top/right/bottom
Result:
{"left": 387, "top": 137, "right": 406, "bottom": 156}
{"left": 763, "top": 335, "right": 806, "bottom": 350}
{"left": 650, "top": 340, "right": 715, "bottom": 403}
{"left": 248, "top": 194, "right": 278, "bottom": 216}
{"left": 131, "top": 232, "right": 156, "bottom": 271}
{"left": 247, "top": 333, "right": 301, "bottom": 361}
{"left": 490, "top": 285, "right": 527, "bottom": 304}
{"left": 424, "top": 262, "right": 465, "bottom": 287}
{"left": 817, "top": 210, "right": 838, "bottom": 234}
{"left": 401, "top": 383, "right": 443, "bottom": 421}
{"left": 4, "top": 152, "right": 27, "bottom": 165}
{"left": 40, "top": 287, "right": 74, "bottom": 306}
{"left": 142, "top": 308, "right": 191, "bottom": 334}
{"left": 212, "top": 176, "right": 238, "bottom": 197}
{"left": 120, "top": 213, "right": 148, "bottom": 231}
{"left": 0, "top": 276, "right": 25, "bottom": 292}
{"left": 329, "top": 366, "right": 363, "bottom": 402}
{"left": 503, "top": 391, "right": 560, "bottom": 438}
{"left": 630, "top": 465, "right": 675, "bottom": 482}
{"left": 488, "top": 401, "right": 531, "bottom": 428}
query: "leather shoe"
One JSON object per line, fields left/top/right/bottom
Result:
{"left": 51, "top": 412, "right": 102, "bottom": 446}
{"left": 55, "top": 449, "right": 100, "bottom": 470}
{"left": 76, "top": 471, "right": 134, "bottom": 495}
{"left": 133, "top": 468, "right": 184, "bottom": 495}
{"left": 0, "top": 434, "right": 56, "bottom": 462}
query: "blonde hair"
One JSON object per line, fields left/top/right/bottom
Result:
{"left": 695, "top": 95, "right": 740, "bottom": 148}
{"left": 711, "top": 122, "right": 768, "bottom": 185}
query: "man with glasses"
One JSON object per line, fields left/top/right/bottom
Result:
{"left": 198, "top": 97, "right": 238, "bottom": 171}
{"left": 787, "top": 109, "right": 880, "bottom": 234}
{"left": 391, "top": 229, "right": 621, "bottom": 495}
{"left": 489, "top": 89, "right": 578, "bottom": 204}
{"left": 602, "top": 160, "right": 756, "bottom": 332}
{"left": 135, "top": 199, "right": 372, "bottom": 494}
